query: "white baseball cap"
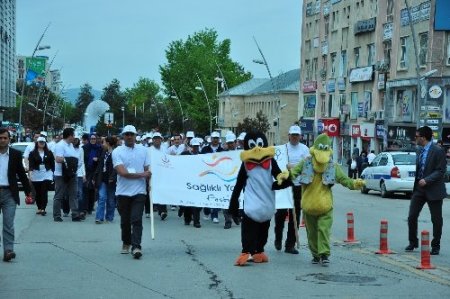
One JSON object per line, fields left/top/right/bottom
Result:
{"left": 186, "top": 131, "right": 195, "bottom": 138}
{"left": 237, "top": 132, "right": 246, "bottom": 141}
{"left": 37, "top": 137, "right": 46, "bottom": 142}
{"left": 211, "top": 131, "right": 220, "bottom": 138}
{"left": 121, "top": 125, "right": 137, "bottom": 135}
{"left": 136, "top": 136, "right": 142, "bottom": 142}
{"left": 190, "top": 138, "right": 200, "bottom": 146}
{"left": 289, "top": 125, "right": 302, "bottom": 135}
{"left": 40, "top": 131, "right": 48, "bottom": 137}
{"left": 152, "top": 132, "right": 162, "bottom": 138}
{"left": 225, "top": 133, "right": 236, "bottom": 143}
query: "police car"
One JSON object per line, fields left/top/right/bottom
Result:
{"left": 360, "top": 151, "right": 416, "bottom": 198}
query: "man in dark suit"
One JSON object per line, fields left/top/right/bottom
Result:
{"left": 406, "top": 126, "right": 446, "bottom": 255}
{"left": 0, "top": 127, "right": 32, "bottom": 262}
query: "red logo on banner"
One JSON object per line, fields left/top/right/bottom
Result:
{"left": 322, "top": 119, "right": 340, "bottom": 137}
{"left": 352, "top": 125, "right": 361, "bottom": 137}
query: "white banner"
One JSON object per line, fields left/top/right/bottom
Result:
{"left": 150, "top": 146, "right": 293, "bottom": 209}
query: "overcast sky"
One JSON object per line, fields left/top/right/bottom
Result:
{"left": 17, "top": 0, "right": 301, "bottom": 92}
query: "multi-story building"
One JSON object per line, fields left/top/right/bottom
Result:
{"left": 218, "top": 69, "right": 300, "bottom": 145}
{"left": 299, "top": 0, "right": 450, "bottom": 163}
{"left": 0, "top": 0, "right": 16, "bottom": 120}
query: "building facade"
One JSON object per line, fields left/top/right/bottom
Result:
{"left": 0, "top": 0, "right": 16, "bottom": 118}
{"left": 218, "top": 69, "right": 300, "bottom": 145}
{"left": 299, "top": 0, "right": 450, "bottom": 163}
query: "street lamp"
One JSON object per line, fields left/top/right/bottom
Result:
{"left": 120, "top": 106, "right": 125, "bottom": 128}
{"left": 195, "top": 73, "right": 213, "bottom": 134}
{"left": 170, "top": 88, "right": 187, "bottom": 132}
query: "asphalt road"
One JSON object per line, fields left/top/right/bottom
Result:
{"left": 1, "top": 186, "right": 450, "bottom": 299}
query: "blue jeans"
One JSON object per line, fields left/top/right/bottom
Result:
{"left": 0, "top": 189, "right": 16, "bottom": 251}
{"left": 96, "top": 182, "right": 116, "bottom": 221}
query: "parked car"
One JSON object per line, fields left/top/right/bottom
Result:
{"left": 360, "top": 151, "right": 416, "bottom": 198}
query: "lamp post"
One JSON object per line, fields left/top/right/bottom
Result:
{"left": 18, "top": 23, "right": 51, "bottom": 141}
{"left": 120, "top": 106, "right": 125, "bottom": 128}
{"left": 171, "top": 88, "right": 186, "bottom": 132}
{"left": 195, "top": 73, "right": 213, "bottom": 134}
{"left": 252, "top": 36, "right": 281, "bottom": 145}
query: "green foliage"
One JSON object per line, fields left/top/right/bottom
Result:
{"left": 160, "top": 28, "right": 252, "bottom": 135}
{"left": 74, "top": 83, "right": 95, "bottom": 123}
{"left": 236, "top": 111, "right": 271, "bottom": 135}
{"left": 100, "top": 79, "right": 126, "bottom": 133}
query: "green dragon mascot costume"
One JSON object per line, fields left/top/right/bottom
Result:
{"left": 282, "top": 133, "right": 364, "bottom": 266}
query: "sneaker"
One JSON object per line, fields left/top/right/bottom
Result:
{"left": 212, "top": 217, "right": 219, "bottom": 224}
{"left": 3, "top": 250, "right": 16, "bottom": 262}
{"left": 121, "top": 244, "right": 130, "bottom": 254}
{"left": 54, "top": 217, "right": 63, "bottom": 222}
{"left": 320, "top": 255, "right": 330, "bottom": 267}
{"left": 132, "top": 247, "right": 142, "bottom": 259}
{"left": 311, "top": 256, "right": 320, "bottom": 264}
{"left": 161, "top": 212, "right": 167, "bottom": 221}
{"left": 146, "top": 214, "right": 150, "bottom": 218}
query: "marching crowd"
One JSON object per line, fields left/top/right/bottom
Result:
{"left": 0, "top": 124, "right": 309, "bottom": 261}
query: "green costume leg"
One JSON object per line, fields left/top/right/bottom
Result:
{"left": 303, "top": 212, "right": 319, "bottom": 258}
{"left": 317, "top": 209, "right": 333, "bottom": 257}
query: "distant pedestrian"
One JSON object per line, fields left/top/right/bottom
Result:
{"left": 352, "top": 144, "right": 360, "bottom": 157}
{"left": 113, "top": 125, "right": 150, "bottom": 259}
{"left": 0, "top": 127, "right": 32, "bottom": 262}
{"left": 406, "top": 126, "right": 446, "bottom": 256}
{"left": 367, "top": 150, "right": 376, "bottom": 165}
{"left": 83, "top": 134, "right": 102, "bottom": 214}
{"left": 147, "top": 132, "right": 167, "bottom": 220}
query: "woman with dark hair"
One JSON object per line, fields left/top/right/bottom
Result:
{"left": 82, "top": 134, "right": 102, "bottom": 214}
{"left": 94, "top": 136, "right": 118, "bottom": 223}
{"left": 28, "top": 137, "right": 55, "bottom": 215}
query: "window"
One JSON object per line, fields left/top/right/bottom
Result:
{"left": 339, "top": 50, "right": 347, "bottom": 77}
{"left": 367, "top": 43, "right": 375, "bottom": 66}
{"left": 321, "top": 94, "right": 327, "bottom": 117}
{"left": 313, "top": 57, "right": 318, "bottom": 80}
{"left": 379, "top": 155, "right": 388, "bottom": 166}
{"left": 384, "top": 40, "right": 392, "bottom": 64}
{"left": 339, "top": 93, "right": 346, "bottom": 114}
{"left": 305, "top": 59, "right": 311, "bottom": 80}
{"left": 354, "top": 47, "right": 360, "bottom": 67}
{"left": 419, "top": 32, "right": 428, "bottom": 67}
{"left": 324, "top": 16, "right": 329, "bottom": 36}
{"left": 331, "top": 53, "right": 337, "bottom": 77}
{"left": 321, "top": 55, "right": 327, "bottom": 79}
{"left": 399, "top": 36, "right": 408, "bottom": 69}
{"left": 328, "top": 94, "right": 335, "bottom": 117}
{"left": 332, "top": 11, "right": 339, "bottom": 30}
{"left": 342, "top": 27, "right": 349, "bottom": 49}
{"left": 447, "top": 33, "right": 450, "bottom": 65}
{"left": 351, "top": 92, "right": 358, "bottom": 120}
{"left": 387, "top": 0, "right": 394, "bottom": 22}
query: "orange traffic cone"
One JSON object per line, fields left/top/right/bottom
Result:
{"left": 344, "top": 212, "right": 359, "bottom": 243}
{"left": 375, "top": 219, "right": 395, "bottom": 254}
{"left": 416, "top": 230, "right": 436, "bottom": 269}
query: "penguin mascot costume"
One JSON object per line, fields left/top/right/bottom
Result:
{"left": 229, "top": 131, "right": 291, "bottom": 266}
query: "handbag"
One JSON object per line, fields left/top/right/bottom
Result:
{"left": 25, "top": 195, "right": 35, "bottom": 205}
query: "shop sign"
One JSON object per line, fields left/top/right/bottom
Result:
{"left": 386, "top": 78, "right": 418, "bottom": 88}
{"left": 360, "top": 123, "right": 375, "bottom": 138}
{"left": 349, "top": 66, "right": 374, "bottom": 83}
{"left": 354, "top": 17, "right": 376, "bottom": 35}
{"left": 400, "top": 1, "right": 431, "bottom": 27}
{"left": 377, "top": 73, "right": 385, "bottom": 90}
{"left": 327, "top": 80, "right": 336, "bottom": 92}
{"left": 337, "top": 77, "right": 346, "bottom": 91}
{"left": 383, "top": 22, "right": 393, "bottom": 40}
{"left": 351, "top": 125, "right": 361, "bottom": 137}
{"left": 299, "top": 119, "right": 314, "bottom": 134}
{"left": 322, "top": 118, "right": 340, "bottom": 137}
{"left": 303, "top": 81, "right": 317, "bottom": 92}
{"left": 375, "top": 121, "right": 385, "bottom": 138}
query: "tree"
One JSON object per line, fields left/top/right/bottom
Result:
{"left": 159, "top": 28, "right": 252, "bottom": 135}
{"left": 100, "top": 79, "right": 126, "bottom": 134}
{"left": 236, "top": 111, "right": 271, "bottom": 135}
{"left": 74, "top": 83, "right": 95, "bottom": 124}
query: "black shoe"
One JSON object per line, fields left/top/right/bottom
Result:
{"left": 3, "top": 250, "right": 16, "bottom": 262}
{"left": 54, "top": 217, "right": 63, "bottom": 222}
{"left": 161, "top": 212, "right": 167, "bottom": 221}
{"left": 311, "top": 256, "right": 320, "bottom": 264}
{"left": 41, "top": 211, "right": 47, "bottom": 216}
{"left": 232, "top": 216, "right": 241, "bottom": 225}
{"left": 224, "top": 222, "right": 232, "bottom": 229}
{"left": 430, "top": 247, "right": 440, "bottom": 255}
{"left": 285, "top": 247, "right": 299, "bottom": 254}
{"left": 274, "top": 240, "right": 282, "bottom": 251}
{"left": 184, "top": 221, "right": 191, "bottom": 226}
{"left": 405, "top": 243, "right": 418, "bottom": 252}
{"left": 320, "top": 255, "right": 330, "bottom": 266}
{"left": 193, "top": 223, "right": 201, "bottom": 228}
{"left": 79, "top": 213, "right": 86, "bottom": 220}
{"left": 72, "top": 217, "right": 83, "bottom": 222}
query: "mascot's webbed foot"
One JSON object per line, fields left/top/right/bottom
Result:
{"left": 252, "top": 252, "right": 269, "bottom": 263}
{"left": 234, "top": 253, "right": 251, "bottom": 266}
{"left": 353, "top": 179, "right": 366, "bottom": 190}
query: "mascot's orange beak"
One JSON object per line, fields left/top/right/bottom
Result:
{"left": 240, "top": 146, "right": 275, "bottom": 163}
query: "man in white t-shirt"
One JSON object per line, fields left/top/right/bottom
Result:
{"left": 274, "top": 125, "right": 310, "bottom": 254}
{"left": 146, "top": 132, "right": 167, "bottom": 220}
{"left": 367, "top": 150, "right": 376, "bottom": 165}
{"left": 113, "top": 125, "right": 150, "bottom": 259}
{"left": 166, "top": 134, "right": 185, "bottom": 155}
{"left": 52, "top": 127, "right": 82, "bottom": 222}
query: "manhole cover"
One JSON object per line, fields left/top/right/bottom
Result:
{"left": 296, "top": 272, "right": 399, "bottom": 286}
{"left": 314, "top": 273, "right": 376, "bottom": 283}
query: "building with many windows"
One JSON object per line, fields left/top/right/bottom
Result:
{"left": 299, "top": 0, "right": 450, "bottom": 163}
{"left": 0, "top": 0, "right": 16, "bottom": 119}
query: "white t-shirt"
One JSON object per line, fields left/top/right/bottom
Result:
{"left": 166, "top": 144, "right": 185, "bottom": 155}
{"left": 367, "top": 152, "right": 376, "bottom": 164}
{"left": 113, "top": 144, "right": 150, "bottom": 197}
{"left": 74, "top": 147, "right": 86, "bottom": 177}
{"left": 148, "top": 145, "right": 164, "bottom": 167}
{"left": 54, "top": 140, "right": 79, "bottom": 176}
{"left": 286, "top": 142, "right": 310, "bottom": 186}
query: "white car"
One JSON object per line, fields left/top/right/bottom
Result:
{"left": 360, "top": 151, "right": 416, "bottom": 198}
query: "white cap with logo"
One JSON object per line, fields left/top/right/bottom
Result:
{"left": 288, "top": 125, "right": 302, "bottom": 135}
{"left": 121, "top": 125, "right": 137, "bottom": 135}
{"left": 152, "top": 132, "right": 162, "bottom": 138}
{"left": 186, "top": 131, "right": 195, "bottom": 138}
{"left": 190, "top": 138, "right": 201, "bottom": 146}
{"left": 225, "top": 132, "right": 236, "bottom": 143}
{"left": 37, "top": 137, "right": 46, "bottom": 142}
{"left": 211, "top": 131, "right": 220, "bottom": 138}
{"left": 237, "top": 132, "right": 246, "bottom": 141}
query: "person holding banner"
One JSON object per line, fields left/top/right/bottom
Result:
{"left": 147, "top": 132, "right": 167, "bottom": 220}
{"left": 112, "top": 125, "right": 150, "bottom": 259}
{"left": 274, "top": 125, "right": 309, "bottom": 254}
{"left": 223, "top": 132, "right": 241, "bottom": 229}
